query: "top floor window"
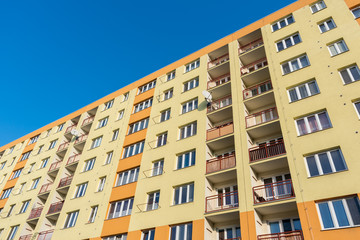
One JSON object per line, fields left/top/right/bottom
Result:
{"left": 310, "top": 1, "right": 326, "bottom": 13}
{"left": 104, "top": 100, "right": 114, "bottom": 110}
{"left": 272, "top": 15, "right": 294, "bottom": 32}
{"left": 352, "top": 6, "right": 360, "bottom": 19}
{"left": 122, "top": 92, "right": 129, "bottom": 102}
{"left": 167, "top": 71, "right": 176, "bottom": 81}
{"left": 57, "top": 123, "right": 65, "bottom": 132}
{"left": 20, "top": 151, "right": 32, "bottom": 161}
{"left": 185, "top": 59, "right": 200, "bottom": 73}
{"left": 138, "top": 80, "right": 156, "bottom": 95}
{"left": 28, "top": 135, "right": 40, "bottom": 145}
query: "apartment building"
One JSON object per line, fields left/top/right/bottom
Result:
{"left": 0, "top": 0, "right": 360, "bottom": 239}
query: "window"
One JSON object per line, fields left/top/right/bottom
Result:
{"left": 6, "top": 204, "right": 15, "bottom": 217}
{"left": 91, "top": 136, "right": 102, "bottom": 149}
{"left": 310, "top": 1, "right": 326, "bottom": 13}
{"left": 318, "top": 18, "right": 336, "bottom": 33}
{"left": 0, "top": 161, "right": 6, "bottom": 170}
{"left": 20, "top": 151, "right": 32, "bottom": 161}
{"left": 105, "top": 151, "right": 113, "bottom": 165}
{"left": 48, "top": 139, "right": 57, "bottom": 150}
{"left": 147, "top": 191, "right": 160, "bottom": 211}
{"left": 182, "top": 98, "right": 198, "bottom": 114}
{"left": 118, "top": 110, "right": 125, "bottom": 120}
{"left": 57, "top": 123, "right": 65, "bottom": 132}
{"left": 160, "top": 109, "right": 171, "bottom": 122}
{"left": 134, "top": 98, "right": 153, "bottom": 113}
{"left": 39, "top": 157, "right": 49, "bottom": 169}
{"left": 317, "top": 196, "right": 360, "bottom": 229}
{"left": 9, "top": 168, "right": 22, "bottom": 180}
{"left": 115, "top": 167, "right": 139, "bottom": 187}
{"left": 296, "top": 111, "right": 331, "bottom": 135}
{"left": 123, "top": 141, "right": 144, "bottom": 158}
{"left": 142, "top": 229, "right": 155, "bottom": 240}
{"left": 46, "top": 129, "right": 51, "bottom": 137}
{"left": 305, "top": 148, "right": 347, "bottom": 177}
{"left": 177, "top": 150, "right": 196, "bottom": 169}
{"left": 179, "top": 122, "right": 197, "bottom": 140}
{"left": 19, "top": 200, "right": 30, "bottom": 214}
{"left": 28, "top": 163, "right": 35, "bottom": 173}
{"left": 37, "top": 145, "right": 44, "bottom": 154}
{"left": 8, "top": 146, "right": 14, "bottom": 154}
{"left": 1, "top": 174, "right": 7, "bottom": 184}
{"left": 354, "top": 101, "right": 360, "bottom": 118}
{"left": 156, "top": 132, "right": 167, "bottom": 147}
{"left": 138, "top": 80, "right": 156, "bottom": 95}
{"left": 288, "top": 80, "right": 320, "bottom": 102}
{"left": 107, "top": 198, "right": 133, "bottom": 219}
{"left": 88, "top": 205, "right": 98, "bottom": 223}
{"left": 97, "top": 117, "right": 109, "bottom": 128}
{"left": 163, "top": 88, "right": 173, "bottom": 101}
{"left": 352, "top": 6, "right": 360, "bottom": 18}
{"left": 128, "top": 118, "right": 149, "bottom": 134}
{"left": 152, "top": 160, "right": 164, "bottom": 176}
{"left": 170, "top": 223, "right": 192, "bottom": 240}
{"left": 30, "top": 178, "right": 40, "bottom": 190}
{"left": 328, "top": 40, "right": 348, "bottom": 56}
{"left": 112, "top": 129, "right": 119, "bottom": 141}
{"left": 272, "top": 15, "right": 295, "bottom": 32}
{"left": 339, "top": 64, "right": 360, "bottom": 84}
{"left": 0, "top": 188, "right": 13, "bottom": 199}
{"left": 64, "top": 211, "right": 79, "bottom": 228}
{"left": 167, "top": 71, "right": 176, "bottom": 81}
{"left": 183, "top": 77, "right": 199, "bottom": 92}
{"left": 28, "top": 135, "right": 39, "bottom": 145}
{"left": 18, "top": 183, "right": 26, "bottom": 194}
{"left": 74, "top": 182, "right": 88, "bottom": 198}
{"left": 276, "top": 33, "right": 301, "bottom": 51}
{"left": 123, "top": 92, "right": 129, "bottom": 102}
{"left": 83, "top": 158, "right": 95, "bottom": 172}
{"left": 185, "top": 59, "right": 200, "bottom": 73}
{"left": 9, "top": 157, "right": 16, "bottom": 166}
{"left": 103, "top": 234, "right": 127, "bottom": 240}
{"left": 173, "top": 183, "right": 194, "bottom": 205}
{"left": 6, "top": 225, "right": 19, "bottom": 240}
{"left": 104, "top": 100, "right": 114, "bottom": 110}
{"left": 281, "top": 55, "right": 310, "bottom": 75}
{"left": 97, "top": 177, "right": 106, "bottom": 192}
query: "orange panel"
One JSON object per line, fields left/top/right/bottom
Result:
{"left": 127, "top": 230, "right": 142, "bottom": 240}
{"left": 240, "top": 211, "right": 257, "bottom": 240}
{"left": 192, "top": 219, "right": 204, "bottom": 239}
{"left": 13, "top": 160, "right": 27, "bottom": 171}
{"left": 89, "top": 238, "right": 101, "bottom": 240}
{"left": 3, "top": 178, "right": 18, "bottom": 190}
{"left": 101, "top": 215, "right": 131, "bottom": 237}
{"left": 133, "top": 88, "right": 155, "bottom": 105}
{"left": 116, "top": 154, "right": 142, "bottom": 173}
{"left": 128, "top": 108, "right": 152, "bottom": 124}
{"left": 109, "top": 182, "right": 137, "bottom": 202}
{"left": 0, "top": 198, "right": 7, "bottom": 208}
{"left": 123, "top": 129, "right": 147, "bottom": 147}
{"left": 22, "top": 142, "right": 35, "bottom": 153}
{"left": 344, "top": 0, "right": 360, "bottom": 8}
{"left": 154, "top": 225, "right": 170, "bottom": 240}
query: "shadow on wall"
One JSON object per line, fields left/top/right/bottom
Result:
{"left": 198, "top": 100, "right": 208, "bottom": 111}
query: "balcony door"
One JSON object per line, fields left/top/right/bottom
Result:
{"left": 218, "top": 226, "right": 241, "bottom": 240}
{"left": 217, "top": 185, "right": 238, "bottom": 207}
{"left": 263, "top": 173, "right": 291, "bottom": 201}
{"left": 269, "top": 218, "right": 301, "bottom": 234}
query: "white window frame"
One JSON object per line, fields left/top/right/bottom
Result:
{"left": 170, "top": 223, "right": 192, "bottom": 240}
{"left": 185, "top": 59, "right": 200, "bottom": 73}
{"left": 122, "top": 92, "right": 129, "bottom": 102}
{"left": 107, "top": 198, "right": 133, "bottom": 219}
{"left": 6, "top": 204, "right": 15, "bottom": 217}
{"left": 295, "top": 111, "right": 332, "bottom": 136}
{"left": 351, "top": 6, "right": 360, "bottom": 19}
{"left": 88, "top": 205, "right": 98, "bottom": 223}
{"left": 339, "top": 64, "right": 360, "bottom": 84}
{"left": 91, "top": 136, "right": 102, "bottom": 149}
{"left": 118, "top": 110, "right": 125, "bottom": 120}
{"left": 97, "top": 177, "right": 106, "bottom": 192}
{"left": 138, "top": 80, "right": 156, "bottom": 95}
{"left": 146, "top": 191, "right": 160, "bottom": 211}
{"left": 163, "top": 88, "right": 173, "bottom": 101}
{"left": 123, "top": 141, "right": 144, "bottom": 158}
{"left": 97, "top": 117, "right": 109, "bottom": 129}
{"left": 177, "top": 150, "right": 196, "bottom": 170}
{"left": 48, "top": 139, "right": 57, "bottom": 150}
{"left": 6, "top": 225, "right": 19, "bottom": 240}
{"left": 142, "top": 229, "right": 155, "bottom": 240}
{"left": 115, "top": 167, "right": 139, "bottom": 187}
{"left": 183, "top": 77, "right": 199, "bottom": 92}
{"left": 83, "top": 158, "right": 95, "bottom": 172}
{"left": 181, "top": 98, "right": 198, "bottom": 114}
{"left": 327, "top": 39, "right": 348, "bottom": 56}
{"left": 103, "top": 100, "right": 114, "bottom": 110}
{"left": 19, "top": 200, "right": 30, "bottom": 214}
{"left": 37, "top": 145, "right": 44, "bottom": 154}
{"left": 74, "top": 182, "right": 88, "bottom": 198}
{"left": 57, "top": 123, "right": 64, "bottom": 132}
{"left": 30, "top": 178, "right": 40, "bottom": 190}
{"left": 152, "top": 160, "right": 164, "bottom": 176}
{"left": 20, "top": 151, "right": 32, "bottom": 161}
{"left": 271, "top": 15, "right": 295, "bottom": 32}
{"left": 112, "top": 129, "right": 119, "bottom": 141}
{"left": 103, "top": 234, "right": 127, "bottom": 240}
{"left": 128, "top": 118, "right": 149, "bottom": 135}
{"left": 281, "top": 54, "right": 310, "bottom": 75}
{"left": 0, "top": 161, "right": 6, "bottom": 170}
{"left": 8, "top": 146, "right": 15, "bottom": 154}
{"left": 156, "top": 132, "right": 167, "bottom": 147}
{"left": 0, "top": 188, "right": 13, "bottom": 199}
{"left": 353, "top": 101, "right": 360, "bottom": 119}
{"left": 105, "top": 151, "right": 113, "bottom": 165}
{"left": 167, "top": 71, "right": 176, "bottom": 81}
{"left": 64, "top": 211, "right": 79, "bottom": 228}
{"left": 173, "top": 183, "right": 194, "bottom": 205}
{"left": 318, "top": 18, "right": 336, "bottom": 33}
{"left": 134, "top": 98, "right": 153, "bottom": 113}
{"left": 287, "top": 80, "right": 320, "bottom": 102}
{"left": 39, "top": 157, "right": 49, "bottom": 169}
{"left": 276, "top": 33, "right": 302, "bottom": 52}
{"left": 29, "top": 135, "right": 39, "bottom": 145}
{"left": 160, "top": 109, "right": 171, "bottom": 122}
{"left": 310, "top": 1, "right": 326, "bottom": 13}
{"left": 179, "top": 122, "right": 197, "bottom": 140}
{"left": 10, "top": 169, "right": 22, "bottom": 180}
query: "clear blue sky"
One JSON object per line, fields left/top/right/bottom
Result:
{"left": 0, "top": 0, "right": 295, "bottom": 147}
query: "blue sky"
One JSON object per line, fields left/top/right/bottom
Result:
{"left": 0, "top": 0, "right": 295, "bottom": 147}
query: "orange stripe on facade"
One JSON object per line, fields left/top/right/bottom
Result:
{"left": 239, "top": 211, "right": 257, "bottom": 240}
{"left": 101, "top": 215, "right": 131, "bottom": 237}
{"left": 109, "top": 182, "right": 137, "bottom": 202}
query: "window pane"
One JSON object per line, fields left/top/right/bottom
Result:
{"left": 189, "top": 184, "right": 194, "bottom": 202}
{"left": 346, "top": 197, "right": 360, "bottom": 225}
{"left": 277, "top": 42, "right": 284, "bottom": 51}
{"left": 320, "top": 24, "right": 327, "bottom": 33}
{"left": 289, "top": 89, "right": 298, "bottom": 102}
{"left": 327, "top": 20, "right": 335, "bottom": 29}
{"left": 282, "top": 219, "right": 292, "bottom": 232}
{"left": 297, "top": 119, "right": 308, "bottom": 135}
{"left": 329, "top": 45, "right": 338, "bottom": 56}
{"left": 170, "top": 227, "right": 176, "bottom": 240}
{"left": 187, "top": 224, "right": 193, "bottom": 240}
{"left": 282, "top": 63, "right": 291, "bottom": 74}
{"left": 318, "top": 112, "right": 331, "bottom": 129}
{"left": 340, "top": 69, "right": 352, "bottom": 84}
{"left": 293, "top": 34, "right": 301, "bottom": 44}
{"left": 350, "top": 66, "right": 360, "bottom": 81}
{"left": 306, "top": 156, "right": 319, "bottom": 176}
{"left": 291, "top": 60, "right": 300, "bottom": 70}
{"left": 338, "top": 41, "right": 347, "bottom": 52}
{"left": 269, "top": 222, "right": 281, "bottom": 234}
{"left": 330, "top": 150, "right": 346, "bottom": 171}
{"left": 353, "top": 8, "right": 360, "bottom": 18}
{"left": 287, "top": 16, "right": 294, "bottom": 24}
{"left": 179, "top": 224, "right": 185, "bottom": 239}
{"left": 293, "top": 218, "right": 302, "bottom": 230}
{"left": 174, "top": 188, "right": 179, "bottom": 205}
{"left": 333, "top": 200, "right": 350, "bottom": 227}
{"left": 318, "top": 202, "right": 334, "bottom": 228}
{"left": 181, "top": 186, "right": 187, "bottom": 203}
{"left": 308, "top": 82, "right": 319, "bottom": 95}
{"left": 285, "top": 38, "right": 292, "bottom": 48}
{"left": 300, "top": 56, "right": 309, "bottom": 67}
{"left": 318, "top": 153, "right": 332, "bottom": 174}
{"left": 355, "top": 102, "right": 360, "bottom": 115}
{"left": 280, "top": 20, "right": 286, "bottom": 28}
{"left": 272, "top": 24, "right": 279, "bottom": 31}
{"left": 299, "top": 85, "right": 308, "bottom": 98}
{"left": 307, "top": 116, "right": 319, "bottom": 132}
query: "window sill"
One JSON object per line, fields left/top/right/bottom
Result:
{"left": 330, "top": 50, "right": 349, "bottom": 58}
{"left": 343, "top": 79, "right": 360, "bottom": 86}
{"left": 311, "top": 7, "right": 326, "bottom": 14}
{"left": 181, "top": 86, "right": 199, "bottom": 94}
{"left": 288, "top": 92, "right": 320, "bottom": 104}
{"left": 177, "top": 134, "right": 197, "bottom": 142}
{"left": 105, "top": 215, "right": 130, "bottom": 221}
{"left": 282, "top": 64, "right": 311, "bottom": 76}
{"left": 170, "top": 201, "right": 194, "bottom": 207}
{"left": 174, "top": 165, "right": 195, "bottom": 171}
{"left": 307, "top": 168, "right": 348, "bottom": 179}
{"left": 297, "top": 127, "right": 332, "bottom": 137}
{"left": 321, "top": 224, "right": 360, "bottom": 231}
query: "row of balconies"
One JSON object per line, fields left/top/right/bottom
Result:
{"left": 38, "top": 175, "right": 73, "bottom": 196}
{"left": 19, "top": 230, "right": 54, "bottom": 240}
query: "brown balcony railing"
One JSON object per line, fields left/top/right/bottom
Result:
{"left": 208, "top": 53, "right": 230, "bottom": 68}
{"left": 207, "top": 122, "right": 234, "bottom": 141}
{"left": 257, "top": 230, "right": 303, "bottom": 240}
{"left": 82, "top": 116, "right": 94, "bottom": 127}
{"left": 205, "top": 191, "right": 239, "bottom": 213}
{"left": 207, "top": 95, "right": 232, "bottom": 113}
{"left": 206, "top": 154, "right": 236, "bottom": 174}
{"left": 65, "top": 124, "right": 77, "bottom": 134}
{"left": 28, "top": 207, "right": 43, "bottom": 220}
{"left": 37, "top": 230, "right": 54, "bottom": 240}
{"left": 243, "top": 80, "right": 273, "bottom": 100}
{"left": 57, "top": 142, "right": 69, "bottom": 152}
{"left": 245, "top": 107, "right": 278, "bottom": 128}
{"left": 48, "top": 161, "right": 62, "bottom": 172}
{"left": 47, "top": 201, "right": 64, "bottom": 215}
{"left": 253, "top": 180, "right": 294, "bottom": 204}
{"left": 38, "top": 183, "right": 53, "bottom": 195}
{"left": 241, "top": 57, "right": 268, "bottom": 76}
{"left": 239, "top": 38, "right": 264, "bottom": 55}
{"left": 19, "top": 234, "right": 32, "bottom": 240}
{"left": 66, "top": 154, "right": 81, "bottom": 165}
{"left": 58, "top": 176, "right": 73, "bottom": 188}
{"left": 207, "top": 73, "right": 231, "bottom": 90}
{"left": 74, "top": 134, "right": 88, "bottom": 144}
{"left": 249, "top": 140, "right": 285, "bottom": 162}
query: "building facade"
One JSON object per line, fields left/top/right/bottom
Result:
{"left": 1, "top": 0, "right": 360, "bottom": 239}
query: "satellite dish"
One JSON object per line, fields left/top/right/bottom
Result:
{"left": 202, "top": 90, "right": 213, "bottom": 103}
{"left": 70, "top": 129, "right": 80, "bottom": 137}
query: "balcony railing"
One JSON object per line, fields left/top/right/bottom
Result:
{"left": 48, "top": 161, "right": 62, "bottom": 172}
{"left": 257, "top": 230, "right": 303, "bottom": 240}
{"left": 74, "top": 134, "right": 88, "bottom": 145}
{"left": 207, "top": 122, "right": 234, "bottom": 141}
{"left": 28, "top": 207, "right": 43, "bottom": 220}
{"left": 207, "top": 73, "right": 231, "bottom": 90}
{"left": 38, "top": 183, "right": 53, "bottom": 195}
{"left": 65, "top": 124, "right": 77, "bottom": 134}
{"left": 37, "top": 230, "right": 54, "bottom": 240}
{"left": 205, "top": 191, "right": 239, "bottom": 213}
{"left": 243, "top": 80, "right": 273, "bottom": 100}
{"left": 222, "top": 238, "right": 242, "bottom": 240}
{"left": 208, "top": 53, "right": 229, "bottom": 69}
{"left": 245, "top": 107, "right": 278, "bottom": 128}
{"left": 58, "top": 176, "right": 73, "bottom": 188}
{"left": 206, "top": 154, "right": 236, "bottom": 174}
{"left": 253, "top": 180, "right": 294, "bottom": 204}
{"left": 241, "top": 57, "right": 268, "bottom": 76}
{"left": 47, "top": 201, "right": 64, "bottom": 215}
{"left": 207, "top": 95, "right": 232, "bottom": 113}
{"left": 66, "top": 154, "right": 81, "bottom": 165}
{"left": 249, "top": 140, "right": 285, "bottom": 162}
{"left": 57, "top": 142, "right": 69, "bottom": 152}
{"left": 19, "top": 234, "right": 32, "bottom": 240}
{"left": 82, "top": 116, "right": 94, "bottom": 127}
{"left": 136, "top": 202, "right": 160, "bottom": 212}
{"left": 239, "top": 38, "right": 264, "bottom": 55}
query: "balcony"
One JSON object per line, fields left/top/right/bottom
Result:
{"left": 65, "top": 124, "right": 77, "bottom": 135}
{"left": 246, "top": 107, "right": 278, "bottom": 128}
{"left": 48, "top": 161, "right": 62, "bottom": 173}
{"left": 241, "top": 57, "right": 268, "bottom": 76}
{"left": 257, "top": 230, "right": 303, "bottom": 240}
{"left": 207, "top": 122, "right": 234, "bottom": 141}
{"left": 38, "top": 183, "right": 53, "bottom": 195}
{"left": 37, "top": 230, "right": 54, "bottom": 240}
{"left": 206, "top": 154, "right": 236, "bottom": 174}
{"left": 249, "top": 140, "right": 286, "bottom": 162}
{"left": 57, "top": 176, "right": 73, "bottom": 189}
{"left": 205, "top": 191, "right": 239, "bottom": 213}
{"left": 136, "top": 202, "right": 160, "bottom": 212}
{"left": 207, "top": 95, "right": 232, "bottom": 113}
{"left": 240, "top": 58, "right": 270, "bottom": 86}
{"left": 208, "top": 53, "right": 229, "bottom": 69}
{"left": 74, "top": 134, "right": 88, "bottom": 145}
{"left": 57, "top": 142, "right": 69, "bottom": 153}
{"left": 27, "top": 207, "right": 43, "bottom": 220}
{"left": 81, "top": 116, "right": 94, "bottom": 132}
{"left": 243, "top": 80, "right": 272, "bottom": 100}
{"left": 19, "top": 234, "right": 32, "bottom": 240}
{"left": 66, "top": 154, "right": 81, "bottom": 166}
{"left": 47, "top": 201, "right": 64, "bottom": 215}
{"left": 239, "top": 38, "right": 264, "bottom": 55}
{"left": 253, "top": 180, "right": 294, "bottom": 204}
{"left": 207, "top": 74, "right": 231, "bottom": 98}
